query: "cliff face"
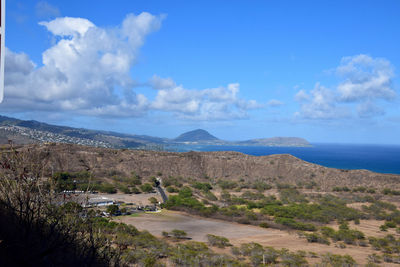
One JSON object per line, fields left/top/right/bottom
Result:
{"left": 5, "top": 143, "right": 400, "bottom": 190}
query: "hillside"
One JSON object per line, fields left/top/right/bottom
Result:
{"left": 2, "top": 143, "right": 400, "bottom": 266}
{"left": 240, "top": 137, "right": 311, "bottom": 147}
{"left": 0, "top": 115, "right": 167, "bottom": 148}
{"left": 5, "top": 143, "right": 400, "bottom": 191}
{"left": 0, "top": 115, "right": 311, "bottom": 148}
{"left": 174, "top": 129, "right": 219, "bottom": 142}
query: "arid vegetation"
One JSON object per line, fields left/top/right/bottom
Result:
{"left": 1, "top": 143, "right": 400, "bottom": 266}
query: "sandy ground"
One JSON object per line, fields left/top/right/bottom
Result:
{"left": 117, "top": 210, "right": 273, "bottom": 242}
{"left": 98, "top": 192, "right": 400, "bottom": 265}
{"left": 116, "top": 210, "right": 399, "bottom": 265}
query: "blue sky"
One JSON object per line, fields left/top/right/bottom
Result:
{"left": 2, "top": 0, "right": 400, "bottom": 144}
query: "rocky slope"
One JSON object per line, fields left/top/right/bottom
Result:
{"left": 3, "top": 143, "right": 399, "bottom": 191}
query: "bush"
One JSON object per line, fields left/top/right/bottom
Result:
{"left": 251, "top": 181, "right": 272, "bottom": 192}
{"left": 206, "top": 234, "right": 231, "bottom": 248}
{"left": 279, "top": 188, "right": 308, "bottom": 203}
{"left": 94, "top": 183, "right": 117, "bottom": 194}
{"left": 321, "top": 253, "right": 356, "bottom": 266}
{"left": 204, "top": 191, "right": 218, "bottom": 201}
{"left": 275, "top": 217, "right": 317, "bottom": 231}
{"left": 218, "top": 180, "right": 238, "bottom": 190}
{"left": 191, "top": 182, "right": 212, "bottom": 192}
{"left": 162, "top": 176, "right": 182, "bottom": 188}
{"left": 166, "top": 186, "right": 179, "bottom": 193}
{"left": 171, "top": 229, "right": 187, "bottom": 239}
{"left": 106, "top": 204, "right": 120, "bottom": 216}
{"left": 162, "top": 231, "right": 169, "bottom": 238}
{"left": 130, "top": 186, "right": 141, "bottom": 194}
{"left": 140, "top": 183, "right": 154, "bottom": 193}
{"left": 303, "top": 232, "right": 330, "bottom": 245}
{"left": 117, "top": 184, "right": 131, "bottom": 194}
{"left": 380, "top": 225, "right": 388, "bottom": 231}
{"left": 148, "top": 197, "right": 158, "bottom": 205}
{"left": 279, "top": 249, "right": 308, "bottom": 266}
{"left": 384, "top": 221, "right": 397, "bottom": 228}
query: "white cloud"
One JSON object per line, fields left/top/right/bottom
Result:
{"left": 2, "top": 14, "right": 260, "bottom": 121}
{"left": 337, "top": 54, "right": 395, "bottom": 102}
{"left": 151, "top": 82, "right": 261, "bottom": 120}
{"left": 295, "top": 83, "right": 349, "bottom": 119}
{"left": 149, "top": 75, "right": 176, "bottom": 89}
{"left": 2, "top": 13, "right": 164, "bottom": 117}
{"left": 294, "top": 90, "right": 309, "bottom": 102}
{"left": 295, "top": 54, "right": 396, "bottom": 120}
{"left": 39, "top": 17, "right": 94, "bottom": 37}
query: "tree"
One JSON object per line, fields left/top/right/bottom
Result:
{"left": 107, "top": 204, "right": 119, "bottom": 216}
{"left": 148, "top": 197, "right": 158, "bottom": 205}
{"left": 140, "top": 183, "right": 154, "bottom": 193}
{"left": 0, "top": 146, "right": 119, "bottom": 266}
{"left": 162, "top": 231, "right": 169, "bottom": 238}
{"left": 206, "top": 234, "right": 231, "bottom": 248}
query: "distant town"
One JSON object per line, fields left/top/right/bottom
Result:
{"left": 0, "top": 125, "right": 112, "bottom": 148}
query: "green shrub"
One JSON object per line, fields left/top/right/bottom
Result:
{"left": 140, "top": 183, "right": 154, "bottom": 193}
{"left": 106, "top": 204, "right": 119, "bottom": 216}
{"left": 251, "top": 181, "right": 272, "bottom": 192}
{"left": 93, "top": 183, "right": 117, "bottom": 194}
{"left": 303, "top": 232, "right": 330, "bottom": 245}
{"left": 218, "top": 180, "right": 238, "bottom": 190}
{"left": 204, "top": 191, "right": 218, "bottom": 201}
{"left": 380, "top": 225, "right": 388, "bottom": 231}
{"left": 130, "top": 186, "right": 141, "bottom": 194}
{"left": 191, "top": 182, "right": 212, "bottom": 192}
{"left": 117, "top": 184, "right": 131, "bottom": 194}
{"left": 166, "top": 186, "right": 179, "bottom": 193}
{"left": 321, "top": 253, "right": 356, "bottom": 266}
{"left": 275, "top": 217, "right": 317, "bottom": 231}
{"left": 279, "top": 188, "right": 308, "bottom": 203}
{"left": 171, "top": 229, "right": 187, "bottom": 239}
{"left": 206, "top": 234, "right": 231, "bottom": 248}
{"left": 384, "top": 221, "right": 397, "bottom": 228}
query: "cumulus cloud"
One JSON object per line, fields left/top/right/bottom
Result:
{"left": 151, "top": 82, "right": 261, "bottom": 120}
{"left": 295, "top": 83, "right": 349, "bottom": 119}
{"left": 295, "top": 54, "right": 396, "bottom": 119}
{"left": 294, "top": 90, "right": 309, "bottom": 102}
{"left": 38, "top": 17, "right": 94, "bottom": 36}
{"left": 2, "top": 13, "right": 260, "bottom": 121}
{"left": 2, "top": 13, "right": 163, "bottom": 116}
{"left": 337, "top": 54, "right": 395, "bottom": 102}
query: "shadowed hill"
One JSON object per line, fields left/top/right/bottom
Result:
{"left": 174, "top": 129, "right": 219, "bottom": 142}
{"left": 4, "top": 143, "right": 400, "bottom": 191}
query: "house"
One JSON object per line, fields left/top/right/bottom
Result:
{"left": 86, "top": 197, "right": 114, "bottom": 207}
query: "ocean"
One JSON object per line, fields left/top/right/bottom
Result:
{"left": 172, "top": 143, "right": 400, "bottom": 175}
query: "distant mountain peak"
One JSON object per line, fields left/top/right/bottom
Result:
{"left": 174, "top": 129, "right": 219, "bottom": 142}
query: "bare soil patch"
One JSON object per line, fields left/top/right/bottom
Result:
{"left": 116, "top": 210, "right": 398, "bottom": 265}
